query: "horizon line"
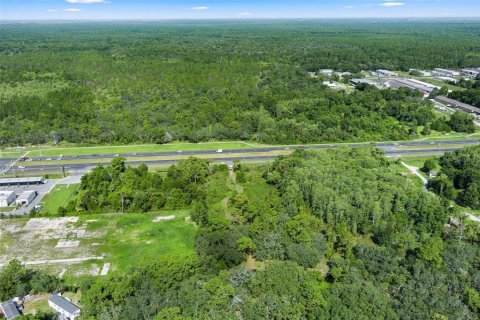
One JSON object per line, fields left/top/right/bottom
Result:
{"left": 2, "top": 16, "right": 480, "bottom": 23}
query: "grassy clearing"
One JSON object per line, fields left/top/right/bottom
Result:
{"left": 399, "top": 155, "right": 440, "bottom": 168}
{"left": 40, "top": 184, "right": 79, "bottom": 215}
{"left": 242, "top": 164, "right": 276, "bottom": 201}
{"left": 82, "top": 211, "right": 196, "bottom": 272}
{"left": 23, "top": 293, "right": 51, "bottom": 315}
{"left": 26, "top": 141, "right": 260, "bottom": 157}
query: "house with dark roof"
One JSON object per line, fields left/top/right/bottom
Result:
{"left": 0, "top": 300, "right": 22, "bottom": 320}
{"left": 48, "top": 295, "right": 80, "bottom": 320}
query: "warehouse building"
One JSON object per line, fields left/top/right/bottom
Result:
{"left": 437, "top": 76, "right": 459, "bottom": 84}
{"left": 388, "top": 78, "right": 438, "bottom": 97}
{"left": 433, "top": 68, "right": 460, "bottom": 77}
{"left": 0, "top": 177, "right": 44, "bottom": 187}
{"left": 434, "top": 96, "right": 480, "bottom": 114}
{"left": 461, "top": 68, "right": 479, "bottom": 78}
{"left": 16, "top": 191, "right": 37, "bottom": 206}
{"left": 376, "top": 69, "right": 398, "bottom": 77}
{"left": 0, "top": 191, "right": 15, "bottom": 207}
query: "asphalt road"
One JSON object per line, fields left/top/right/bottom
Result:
{"left": 3, "top": 143, "right": 476, "bottom": 173}
{"left": 14, "top": 139, "right": 480, "bottom": 162}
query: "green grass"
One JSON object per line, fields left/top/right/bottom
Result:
{"left": 242, "top": 164, "right": 276, "bottom": 201}
{"left": 26, "top": 141, "right": 260, "bottom": 157}
{"left": 81, "top": 211, "right": 196, "bottom": 271}
{"left": 399, "top": 155, "right": 440, "bottom": 169}
{"left": 23, "top": 293, "right": 51, "bottom": 315}
{"left": 39, "top": 184, "right": 79, "bottom": 215}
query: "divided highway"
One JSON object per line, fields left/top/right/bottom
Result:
{"left": 2, "top": 139, "right": 479, "bottom": 174}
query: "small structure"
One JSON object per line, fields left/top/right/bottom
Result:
{"left": 433, "top": 68, "right": 460, "bottom": 77}
{"left": 434, "top": 96, "right": 480, "bottom": 114}
{"left": 0, "top": 191, "right": 15, "bottom": 207}
{"left": 0, "top": 300, "right": 23, "bottom": 320}
{"left": 323, "top": 81, "right": 337, "bottom": 89}
{"left": 376, "top": 69, "right": 398, "bottom": 77}
{"left": 0, "top": 177, "right": 44, "bottom": 187}
{"left": 48, "top": 294, "right": 80, "bottom": 320}
{"left": 461, "top": 68, "right": 479, "bottom": 79}
{"left": 319, "top": 69, "right": 334, "bottom": 76}
{"left": 15, "top": 191, "right": 37, "bottom": 206}
{"left": 429, "top": 171, "right": 439, "bottom": 179}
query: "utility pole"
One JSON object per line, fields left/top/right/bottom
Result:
{"left": 61, "top": 166, "right": 66, "bottom": 178}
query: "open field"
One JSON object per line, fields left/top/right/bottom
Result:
{"left": 39, "top": 184, "right": 79, "bottom": 215}
{"left": 0, "top": 211, "right": 195, "bottom": 280}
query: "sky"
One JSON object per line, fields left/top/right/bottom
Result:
{"left": 1, "top": 0, "right": 479, "bottom": 21}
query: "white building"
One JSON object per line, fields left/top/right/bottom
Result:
{"left": 376, "top": 69, "right": 398, "bottom": 77}
{"left": 48, "top": 295, "right": 80, "bottom": 320}
{"left": 323, "top": 81, "right": 338, "bottom": 89}
{"left": 319, "top": 69, "right": 334, "bottom": 76}
{"left": 15, "top": 191, "right": 37, "bottom": 206}
{"left": 461, "top": 68, "right": 479, "bottom": 78}
{"left": 0, "top": 191, "right": 15, "bottom": 207}
{"left": 433, "top": 68, "right": 460, "bottom": 77}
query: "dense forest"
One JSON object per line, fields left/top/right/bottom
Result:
{"left": 1, "top": 21, "right": 480, "bottom": 145}
{"left": 60, "top": 157, "right": 210, "bottom": 214}
{"left": 430, "top": 145, "right": 480, "bottom": 209}
{"left": 4, "top": 148, "right": 479, "bottom": 319}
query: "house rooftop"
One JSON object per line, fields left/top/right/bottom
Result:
{"left": 0, "top": 300, "right": 22, "bottom": 320}
{"left": 49, "top": 295, "right": 80, "bottom": 315}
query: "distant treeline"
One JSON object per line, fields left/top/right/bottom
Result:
{"left": 1, "top": 21, "right": 480, "bottom": 145}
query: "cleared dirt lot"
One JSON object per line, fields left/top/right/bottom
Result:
{"left": 0, "top": 217, "right": 104, "bottom": 276}
{"left": 0, "top": 211, "right": 195, "bottom": 279}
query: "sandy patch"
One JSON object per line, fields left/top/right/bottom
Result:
{"left": 153, "top": 215, "right": 175, "bottom": 222}
{"left": 55, "top": 240, "right": 80, "bottom": 248}
{"left": 100, "top": 263, "right": 111, "bottom": 276}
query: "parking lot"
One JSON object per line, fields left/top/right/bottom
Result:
{"left": 0, "top": 179, "right": 59, "bottom": 215}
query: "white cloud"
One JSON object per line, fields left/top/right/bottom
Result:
{"left": 47, "top": 9, "right": 57, "bottom": 12}
{"left": 380, "top": 2, "right": 405, "bottom": 6}
{"left": 64, "top": 8, "right": 82, "bottom": 11}
{"left": 191, "top": 6, "right": 208, "bottom": 10}
{"left": 65, "top": 0, "right": 107, "bottom": 3}
{"left": 238, "top": 12, "right": 252, "bottom": 16}
{"left": 344, "top": 5, "right": 355, "bottom": 8}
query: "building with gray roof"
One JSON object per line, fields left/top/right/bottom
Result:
{"left": 48, "top": 295, "right": 80, "bottom": 320}
{"left": 0, "top": 300, "right": 22, "bottom": 320}
{"left": 0, "top": 177, "right": 45, "bottom": 187}
{"left": 435, "top": 96, "right": 480, "bottom": 114}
